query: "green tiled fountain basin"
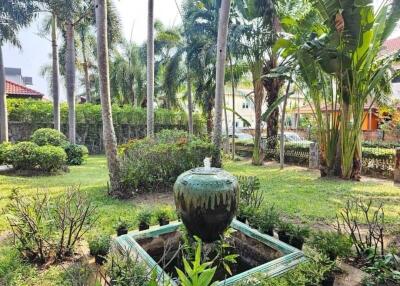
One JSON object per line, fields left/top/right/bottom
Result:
{"left": 115, "top": 219, "right": 305, "bottom": 285}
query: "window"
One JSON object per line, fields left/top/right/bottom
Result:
{"left": 242, "top": 99, "right": 250, "bottom": 109}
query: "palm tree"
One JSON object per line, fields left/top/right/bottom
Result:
{"left": 0, "top": 0, "right": 40, "bottom": 142}
{"left": 212, "top": 0, "right": 231, "bottom": 167}
{"left": 147, "top": 0, "right": 155, "bottom": 138}
{"left": 95, "top": 0, "right": 123, "bottom": 196}
{"left": 231, "top": 0, "right": 275, "bottom": 165}
{"left": 51, "top": 14, "right": 61, "bottom": 131}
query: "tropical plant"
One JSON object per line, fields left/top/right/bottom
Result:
{"left": 230, "top": 0, "right": 275, "bottom": 165}
{"left": 309, "top": 231, "right": 353, "bottom": 261}
{"left": 176, "top": 237, "right": 219, "bottom": 286}
{"left": 0, "top": 0, "right": 41, "bottom": 142}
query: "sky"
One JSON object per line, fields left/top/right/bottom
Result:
{"left": 3, "top": 0, "right": 183, "bottom": 101}
{"left": 3, "top": 0, "right": 400, "bottom": 101}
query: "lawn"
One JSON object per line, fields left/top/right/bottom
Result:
{"left": 1, "top": 155, "right": 400, "bottom": 285}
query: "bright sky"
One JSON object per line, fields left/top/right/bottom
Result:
{"left": 3, "top": 0, "right": 399, "bottom": 101}
{"left": 3, "top": 0, "right": 183, "bottom": 101}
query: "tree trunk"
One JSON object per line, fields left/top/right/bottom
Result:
{"left": 81, "top": 34, "right": 91, "bottom": 103}
{"left": 187, "top": 63, "right": 193, "bottom": 135}
{"left": 0, "top": 45, "right": 7, "bottom": 143}
{"left": 206, "top": 106, "right": 213, "bottom": 137}
{"left": 66, "top": 21, "right": 76, "bottom": 144}
{"left": 95, "top": 0, "right": 123, "bottom": 197}
{"left": 146, "top": 0, "right": 155, "bottom": 138}
{"left": 263, "top": 56, "right": 282, "bottom": 151}
{"left": 212, "top": 0, "right": 231, "bottom": 167}
{"left": 223, "top": 92, "right": 229, "bottom": 153}
{"left": 280, "top": 80, "right": 292, "bottom": 169}
{"left": 252, "top": 62, "right": 264, "bottom": 166}
{"left": 229, "top": 54, "right": 235, "bottom": 160}
{"left": 52, "top": 14, "right": 61, "bottom": 132}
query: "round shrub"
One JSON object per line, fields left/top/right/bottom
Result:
{"left": 8, "top": 142, "right": 39, "bottom": 170}
{"left": 35, "top": 145, "right": 67, "bottom": 172}
{"left": 31, "top": 128, "right": 68, "bottom": 147}
{"left": 64, "top": 144, "right": 89, "bottom": 165}
{"left": 0, "top": 142, "right": 12, "bottom": 165}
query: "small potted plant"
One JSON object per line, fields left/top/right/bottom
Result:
{"left": 89, "top": 234, "right": 111, "bottom": 265}
{"left": 155, "top": 208, "right": 170, "bottom": 226}
{"left": 237, "top": 204, "right": 256, "bottom": 225}
{"left": 278, "top": 221, "right": 294, "bottom": 244}
{"left": 309, "top": 231, "right": 352, "bottom": 261}
{"left": 114, "top": 218, "right": 130, "bottom": 236}
{"left": 137, "top": 209, "right": 152, "bottom": 231}
{"left": 258, "top": 205, "right": 279, "bottom": 236}
{"left": 288, "top": 225, "right": 310, "bottom": 250}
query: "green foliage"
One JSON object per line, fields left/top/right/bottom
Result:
{"left": 0, "top": 142, "right": 12, "bottom": 165}
{"left": 7, "top": 99, "right": 204, "bottom": 128}
{"left": 137, "top": 209, "right": 152, "bottom": 225}
{"left": 309, "top": 231, "right": 353, "bottom": 261}
{"left": 237, "top": 176, "right": 263, "bottom": 211}
{"left": 30, "top": 128, "right": 68, "bottom": 147}
{"left": 154, "top": 208, "right": 170, "bottom": 222}
{"left": 362, "top": 147, "right": 395, "bottom": 161}
{"left": 114, "top": 217, "right": 130, "bottom": 231}
{"left": 176, "top": 237, "right": 218, "bottom": 286}
{"left": 88, "top": 235, "right": 111, "bottom": 256}
{"left": 64, "top": 144, "right": 89, "bottom": 165}
{"left": 120, "top": 130, "right": 217, "bottom": 192}
{"left": 363, "top": 253, "right": 400, "bottom": 285}
{"left": 7, "top": 142, "right": 67, "bottom": 173}
{"left": 255, "top": 205, "right": 280, "bottom": 234}
{"left": 106, "top": 249, "right": 155, "bottom": 286}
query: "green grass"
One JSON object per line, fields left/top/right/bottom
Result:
{"left": 1, "top": 155, "right": 399, "bottom": 285}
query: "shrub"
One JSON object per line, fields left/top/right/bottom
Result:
{"left": 120, "top": 130, "right": 217, "bottom": 192}
{"left": 88, "top": 234, "right": 111, "bottom": 257}
{"left": 7, "top": 142, "right": 67, "bottom": 173}
{"left": 256, "top": 205, "right": 280, "bottom": 235}
{"left": 64, "top": 144, "right": 89, "bottom": 165}
{"left": 308, "top": 231, "right": 353, "bottom": 261}
{"left": 0, "top": 142, "right": 12, "bottom": 165}
{"left": 31, "top": 128, "right": 67, "bottom": 147}
{"left": 36, "top": 145, "right": 67, "bottom": 172}
{"left": 137, "top": 209, "right": 152, "bottom": 226}
{"left": 8, "top": 142, "right": 39, "bottom": 170}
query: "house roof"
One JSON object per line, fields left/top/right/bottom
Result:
{"left": 381, "top": 37, "right": 400, "bottom": 56}
{"left": 5, "top": 80, "right": 43, "bottom": 99}
{"left": 292, "top": 103, "right": 378, "bottom": 115}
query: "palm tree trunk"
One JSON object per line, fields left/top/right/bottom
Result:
{"left": 51, "top": 14, "right": 60, "bottom": 132}
{"left": 81, "top": 35, "right": 91, "bottom": 103}
{"left": 65, "top": 20, "right": 76, "bottom": 144}
{"left": 229, "top": 54, "right": 235, "bottom": 160}
{"left": 252, "top": 62, "right": 264, "bottom": 166}
{"left": 95, "top": 0, "right": 123, "bottom": 196}
{"left": 0, "top": 45, "right": 8, "bottom": 143}
{"left": 212, "top": 0, "right": 231, "bottom": 167}
{"left": 223, "top": 92, "right": 229, "bottom": 153}
{"left": 187, "top": 63, "right": 193, "bottom": 135}
{"left": 146, "top": 0, "right": 155, "bottom": 138}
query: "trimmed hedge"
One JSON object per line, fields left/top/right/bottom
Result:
{"left": 0, "top": 142, "right": 12, "bottom": 165}
{"left": 120, "top": 130, "right": 217, "bottom": 192}
{"left": 362, "top": 141, "right": 400, "bottom": 149}
{"left": 7, "top": 142, "right": 67, "bottom": 173}
{"left": 7, "top": 99, "right": 205, "bottom": 127}
{"left": 64, "top": 144, "right": 89, "bottom": 165}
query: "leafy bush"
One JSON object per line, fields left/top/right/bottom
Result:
{"left": 0, "top": 142, "right": 12, "bottom": 165}
{"left": 88, "top": 235, "right": 111, "bottom": 257}
{"left": 120, "top": 130, "right": 217, "bottom": 192}
{"left": 7, "top": 142, "right": 67, "bottom": 173}
{"left": 255, "top": 205, "right": 280, "bottom": 235}
{"left": 308, "top": 231, "right": 353, "bottom": 261}
{"left": 36, "top": 145, "right": 67, "bottom": 172}
{"left": 363, "top": 253, "right": 400, "bottom": 286}
{"left": 64, "top": 144, "right": 89, "bottom": 165}
{"left": 31, "top": 128, "right": 68, "bottom": 147}
{"left": 137, "top": 209, "right": 152, "bottom": 226}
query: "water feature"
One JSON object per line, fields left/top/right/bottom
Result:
{"left": 115, "top": 160, "right": 305, "bottom": 285}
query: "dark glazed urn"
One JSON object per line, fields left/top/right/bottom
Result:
{"left": 174, "top": 167, "right": 239, "bottom": 243}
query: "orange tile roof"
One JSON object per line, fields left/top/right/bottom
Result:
{"left": 381, "top": 37, "right": 400, "bottom": 56}
{"left": 5, "top": 80, "right": 43, "bottom": 99}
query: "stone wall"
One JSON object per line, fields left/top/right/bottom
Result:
{"left": 9, "top": 121, "right": 193, "bottom": 154}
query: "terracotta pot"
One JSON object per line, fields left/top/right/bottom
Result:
{"left": 174, "top": 167, "right": 239, "bottom": 242}
{"left": 116, "top": 228, "right": 128, "bottom": 236}
{"left": 138, "top": 223, "right": 149, "bottom": 231}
